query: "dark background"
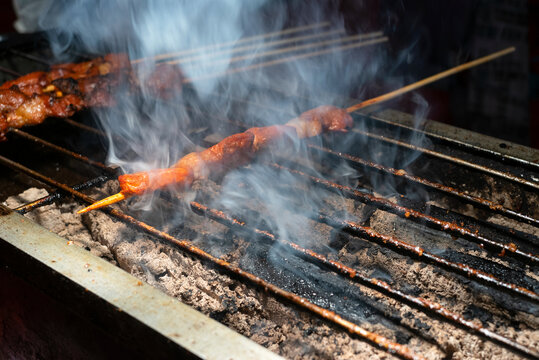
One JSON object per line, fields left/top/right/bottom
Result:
{"left": 1, "top": 0, "right": 537, "bottom": 148}
{"left": 339, "top": 0, "right": 538, "bottom": 149}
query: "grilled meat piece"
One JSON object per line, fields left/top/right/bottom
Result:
{"left": 0, "top": 53, "right": 185, "bottom": 140}
{"left": 286, "top": 105, "right": 352, "bottom": 138}
{"left": 0, "top": 72, "right": 129, "bottom": 140}
{"left": 0, "top": 54, "right": 132, "bottom": 140}
{"left": 0, "top": 54, "right": 130, "bottom": 93}
{"left": 142, "top": 63, "right": 185, "bottom": 100}
{"left": 78, "top": 105, "right": 353, "bottom": 213}
{"left": 119, "top": 106, "right": 352, "bottom": 196}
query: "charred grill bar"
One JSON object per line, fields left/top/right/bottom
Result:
{"left": 0, "top": 33, "right": 538, "bottom": 359}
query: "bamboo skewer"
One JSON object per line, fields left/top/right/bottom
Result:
{"left": 184, "top": 36, "right": 388, "bottom": 83}
{"left": 131, "top": 28, "right": 385, "bottom": 83}
{"left": 176, "top": 31, "right": 383, "bottom": 68}
{"left": 77, "top": 47, "right": 514, "bottom": 214}
{"left": 166, "top": 28, "right": 347, "bottom": 65}
{"left": 131, "top": 22, "right": 331, "bottom": 64}
{"left": 346, "top": 47, "right": 515, "bottom": 113}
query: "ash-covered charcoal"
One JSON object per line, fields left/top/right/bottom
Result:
{"left": 3, "top": 186, "right": 389, "bottom": 359}
{"left": 4, "top": 188, "right": 114, "bottom": 260}
{"left": 4, "top": 183, "right": 538, "bottom": 359}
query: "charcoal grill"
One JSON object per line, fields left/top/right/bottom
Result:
{"left": 0, "top": 31, "right": 538, "bottom": 359}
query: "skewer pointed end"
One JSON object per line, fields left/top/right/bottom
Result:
{"left": 77, "top": 192, "right": 127, "bottom": 214}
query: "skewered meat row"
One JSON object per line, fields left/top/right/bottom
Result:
{"left": 0, "top": 54, "right": 184, "bottom": 140}
{"left": 1, "top": 54, "right": 130, "bottom": 94}
{"left": 0, "top": 54, "right": 130, "bottom": 140}
{"left": 78, "top": 105, "right": 353, "bottom": 213}
{"left": 122, "top": 105, "right": 352, "bottom": 195}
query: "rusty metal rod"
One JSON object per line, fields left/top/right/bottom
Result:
{"left": 8, "top": 48, "right": 52, "bottom": 65}
{"left": 0, "top": 65, "right": 23, "bottom": 77}
{"left": 363, "top": 113, "right": 539, "bottom": 172}
{"left": 13, "top": 117, "right": 535, "bottom": 256}
{"left": 14, "top": 174, "right": 111, "bottom": 214}
{"left": 351, "top": 127, "right": 539, "bottom": 191}
{"left": 308, "top": 143, "right": 539, "bottom": 228}
{"left": 190, "top": 201, "right": 539, "bottom": 359}
{"left": 8, "top": 128, "right": 116, "bottom": 174}
{"left": 60, "top": 118, "right": 108, "bottom": 137}
{"left": 0, "top": 154, "right": 421, "bottom": 360}
{"left": 314, "top": 211, "right": 539, "bottom": 303}
{"left": 274, "top": 164, "right": 539, "bottom": 265}
{"left": 60, "top": 118, "right": 128, "bottom": 146}
{"left": 60, "top": 111, "right": 535, "bottom": 243}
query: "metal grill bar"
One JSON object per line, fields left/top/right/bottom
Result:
{"left": 14, "top": 175, "right": 111, "bottom": 214}
{"left": 181, "top": 86, "right": 539, "bottom": 191}
{"left": 8, "top": 48, "right": 52, "bottom": 66}
{"left": 351, "top": 127, "right": 539, "bottom": 191}
{"left": 61, "top": 118, "right": 109, "bottom": 137}
{"left": 314, "top": 211, "right": 538, "bottom": 302}
{"left": 0, "top": 153, "right": 420, "bottom": 360}
{"left": 0, "top": 65, "right": 23, "bottom": 77}
{"left": 363, "top": 112, "right": 539, "bottom": 171}
{"left": 10, "top": 155, "right": 536, "bottom": 358}
{"left": 178, "top": 104, "right": 539, "bottom": 263}
{"left": 3, "top": 146, "right": 537, "bottom": 358}
{"left": 36, "top": 112, "right": 536, "bottom": 266}
{"left": 48, "top": 113, "right": 538, "bottom": 263}
{"left": 274, "top": 164, "right": 539, "bottom": 265}
{"left": 8, "top": 128, "right": 116, "bottom": 174}
{"left": 3, "top": 62, "right": 534, "bottom": 286}
{"left": 190, "top": 201, "right": 539, "bottom": 359}
{"left": 308, "top": 143, "right": 539, "bottom": 228}
{"left": 7, "top": 131, "right": 536, "bottom": 302}
{"left": 8, "top": 113, "right": 536, "bottom": 274}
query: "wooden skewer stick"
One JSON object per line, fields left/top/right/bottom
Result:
{"left": 166, "top": 28, "right": 347, "bottom": 66}
{"left": 78, "top": 38, "right": 389, "bottom": 215}
{"left": 173, "top": 31, "right": 383, "bottom": 67}
{"left": 346, "top": 46, "right": 515, "bottom": 113}
{"left": 131, "top": 22, "right": 331, "bottom": 64}
{"left": 184, "top": 36, "right": 389, "bottom": 83}
{"left": 78, "top": 45, "right": 514, "bottom": 215}
{"left": 78, "top": 193, "right": 127, "bottom": 214}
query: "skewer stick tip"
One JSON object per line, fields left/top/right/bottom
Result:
{"left": 77, "top": 192, "right": 127, "bottom": 214}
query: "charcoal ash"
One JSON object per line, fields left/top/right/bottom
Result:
{"left": 5, "top": 180, "right": 538, "bottom": 359}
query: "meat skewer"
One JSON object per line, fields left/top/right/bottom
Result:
{"left": 77, "top": 47, "right": 515, "bottom": 214}
{"left": 1, "top": 33, "right": 388, "bottom": 140}
{"left": 0, "top": 54, "right": 130, "bottom": 140}
{"left": 0, "top": 54, "right": 185, "bottom": 140}
{"left": 78, "top": 105, "right": 352, "bottom": 213}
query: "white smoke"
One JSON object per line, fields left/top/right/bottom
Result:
{"left": 28, "top": 1, "right": 431, "bottom": 261}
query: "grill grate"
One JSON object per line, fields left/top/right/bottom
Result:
{"left": 0, "top": 34, "right": 538, "bottom": 359}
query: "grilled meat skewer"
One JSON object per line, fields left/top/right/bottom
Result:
{"left": 77, "top": 105, "right": 352, "bottom": 213}
{"left": 0, "top": 54, "right": 130, "bottom": 140}
{"left": 0, "top": 54, "right": 183, "bottom": 140}
{"left": 77, "top": 47, "right": 517, "bottom": 214}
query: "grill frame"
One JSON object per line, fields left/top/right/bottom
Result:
{"left": 0, "top": 204, "right": 282, "bottom": 360}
